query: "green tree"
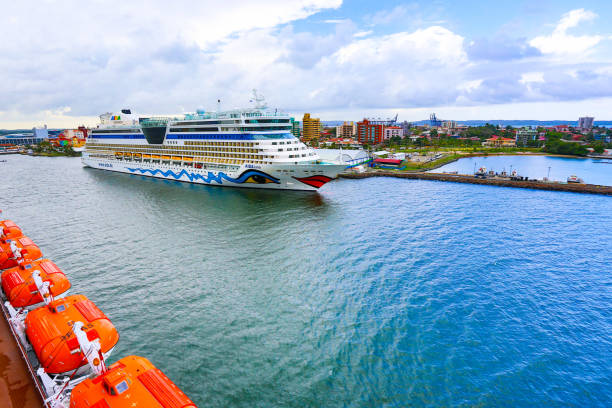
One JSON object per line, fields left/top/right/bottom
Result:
{"left": 592, "top": 142, "right": 605, "bottom": 154}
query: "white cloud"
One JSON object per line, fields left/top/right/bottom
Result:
{"left": 530, "top": 9, "right": 602, "bottom": 55}
{"left": 366, "top": 5, "right": 413, "bottom": 26}
{"left": 2, "top": 2, "right": 612, "bottom": 127}
{"left": 519, "top": 72, "right": 544, "bottom": 84}
{"left": 353, "top": 30, "right": 373, "bottom": 38}
{"left": 458, "top": 79, "right": 483, "bottom": 92}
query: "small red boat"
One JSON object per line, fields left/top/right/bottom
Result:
{"left": 1, "top": 259, "right": 71, "bottom": 308}
{"left": 0, "top": 236, "right": 42, "bottom": 269}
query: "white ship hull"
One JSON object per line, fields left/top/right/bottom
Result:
{"left": 81, "top": 155, "right": 346, "bottom": 191}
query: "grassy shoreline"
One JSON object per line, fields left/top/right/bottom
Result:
{"left": 396, "top": 150, "right": 594, "bottom": 173}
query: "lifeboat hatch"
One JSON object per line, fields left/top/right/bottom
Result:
{"left": 104, "top": 371, "right": 130, "bottom": 395}
{"left": 53, "top": 303, "right": 67, "bottom": 313}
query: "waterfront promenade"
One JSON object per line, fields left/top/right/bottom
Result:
{"left": 0, "top": 316, "right": 42, "bottom": 408}
{"left": 340, "top": 171, "right": 612, "bottom": 195}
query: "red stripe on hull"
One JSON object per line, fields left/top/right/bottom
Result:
{"left": 293, "top": 175, "right": 333, "bottom": 189}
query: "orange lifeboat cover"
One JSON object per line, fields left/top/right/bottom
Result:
{"left": 1, "top": 259, "right": 71, "bottom": 307}
{"left": 0, "top": 236, "right": 43, "bottom": 269}
{"left": 25, "top": 295, "right": 119, "bottom": 374}
{"left": 0, "top": 220, "right": 23, "bottom": 240}
{"left": 70, "top": 355, "right": 197, "bottom": 408}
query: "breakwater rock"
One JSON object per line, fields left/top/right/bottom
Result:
{"left": 339, "top": 172, "right": 612, "bottom": 196}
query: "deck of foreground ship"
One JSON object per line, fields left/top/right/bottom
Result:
{"left": 0, "top": 314, "right": 42, "bottom": 408}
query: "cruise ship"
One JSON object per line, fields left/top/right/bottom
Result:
{"left": 82, "top": 96, "right": 347, "bottom": 191}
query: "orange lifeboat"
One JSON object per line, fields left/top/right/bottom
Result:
{"left": 70, "top": 355, "right": 197, "bottom": 408}
{"left": 0, "top": 236, "right": 42, "bottom": 269}
{"left": 1, "top": 259, "right": 71, "bottom": 308}
{"left": 25, "top": 294, "right": 119, "bottom": 374}
{"left": 0, "top": 220, "right": 23, "bottom": 240}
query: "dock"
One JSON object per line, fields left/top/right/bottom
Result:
{"left": 0, "top": 314, "right": 42, "bottom": 408}
{"left": 339, "top": 172, "right": 612, "bottom": 196}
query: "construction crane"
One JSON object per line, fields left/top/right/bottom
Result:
{"left": 366, "top": 114, "right": 398, "bottom": 126}
{"left": 430, "top": 113, "right": 442, "bottom": 127}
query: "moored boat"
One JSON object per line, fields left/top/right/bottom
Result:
{"left": 1, "top": 259, "right": 71, "bottom": 308}
{"left": 567, "top": 175, "right": 584, "bottom": 183}
{"left": 474, "top": 166, "right": 487, "bottom": 178}
{"left": 0, "top": 236, "right": 43, "bottom": 269}
{"left": 82, "top": 93, "right": 347, "bottom": 191}
{"left": 69, "top": 355, "right": 197, "bottom": 408}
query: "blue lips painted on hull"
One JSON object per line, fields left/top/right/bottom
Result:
{"left": 126, "top": 168, "right": 280, "bottom": 185}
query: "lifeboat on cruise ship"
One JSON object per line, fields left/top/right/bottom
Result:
{"left": 25, "top": 294, "right": 119, "bottom": 375}
{"left": 0, "top": 236, "right": 42, "bottom": 269}
{"left": 0, "top": 219, "right": 23, "bottom": 240}
{"left": 1, "top": 259, "right": 71, "bottom": 308}
{"left": 70, "top": 355, "right": 197, "bottom": 408}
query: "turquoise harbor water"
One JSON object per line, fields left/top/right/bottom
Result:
{"left": 1, "top": 155, "right": 611, "bottom": 407}
{"left": 435, "top": 155, "right": 612, "bottom": 186}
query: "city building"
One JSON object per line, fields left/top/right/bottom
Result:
{"left": 336, "top": 122, "right": 355, "bottom": 138}
{"left": 553, "top": 124, "right": 571, "bottom": 133}
{"left": 302, "top": 113, "right": 321, "bottom": 143}
{"left": 0, "top": 131, "right": 46, "bottom": 146}
{"left": 357, "top": 119, "right": 385, "bottom": 145}
{"left": 578, "top": 116, "right": 594, "bottom": 130}
{"left": 441, "top": 120, "right": 457, "bottom": 129}
{"left": 33, "top": 125, "right": 49, "bottom": 139}
{"left": 398, "top": 120, "right": 413, "bottom": 136}
{"left": 515, "top": 128, "right": 538, "bottom": 146}
{"left": 323, "top": 137, "right": 360, "bottom": 148}
{"left": 383, "top": 126, "right": 404, "bottom": 140}
{"left": 482, "top": 136, "right": 516, "bottom": 147}
{"left": 290, "top": 118, "right": 301, "bottom": 139}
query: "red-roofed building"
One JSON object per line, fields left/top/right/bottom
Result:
{"left": 554, "top": 125, "right": 571, "bottom": 133}
{"left": 482, "top": 136, "right": 516, "bottom": 147}
{"left": 373, "top": 158, "right": 403, "bottom": 168}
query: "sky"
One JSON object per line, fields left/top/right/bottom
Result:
{"left": 1, "top": 0, "right": 611, "bottom": 128}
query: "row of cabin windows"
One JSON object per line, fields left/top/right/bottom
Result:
{"left": 87, "top": 145, "right": 261, "bottom": 154}
{"left": 169, "top": 126, "right": 291, "bottom": 133}
{"left": 91, "top": 129, "right": 142, "bottom": 134}
{"left": 89, "top": 153, "right": 278, "bottom": 166}
{"left": 87, "top": 141, "right": 257, "bottom": 148}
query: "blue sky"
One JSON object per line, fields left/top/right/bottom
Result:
{"left": 0, "top": 0, "right": 611, "bottom": 127}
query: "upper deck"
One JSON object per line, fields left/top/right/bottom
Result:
{"left": 85, "top": 107, "right": 318, "bottom": 166}
{"left": 89, "top": 107, "right": 296, "bottom": 144}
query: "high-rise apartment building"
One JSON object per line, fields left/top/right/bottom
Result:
{"left": 357, "top": 119, "right": 384, "bottom": 145}
{"left": 384, "top": 126, "right": 404, "bottom": 140}
{"left": 578, "top": 116, "right": 594, "bottom": 130}
{"left": 302, "top": 113, "right": 321, "bottom": 143}
{"left": 336, "top": 122, "right": 355, "bottom": 138}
